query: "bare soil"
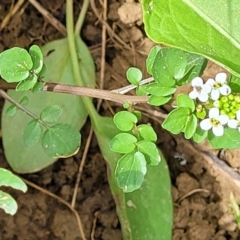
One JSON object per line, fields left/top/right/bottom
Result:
{"left": 1, "top": 1, "right": 240, "bottom": 239}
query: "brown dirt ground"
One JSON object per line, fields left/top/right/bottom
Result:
{"left": 1, "top": 0, "right": 240, "bottom": 239}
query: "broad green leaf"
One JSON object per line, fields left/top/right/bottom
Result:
{"left": 40, "top": 105, "right": 63, "bottom": 124}
{"left": 42, "top": 123, "right": 81, "bottom": 158}
{"left": 193, "top": 126, "right": 207, "bottom": 143}
{"left": 137, "top": 124, "right": 157, "bottom": 142}
{"left": 208, "top": 128, "right": 240, "bottom": 149}
{"left": 177, "top": 94, "right": 195, "bottom": 112}
{"left": 0, "top": 168, "right": 27, "bottom": 192}
{"left": 23, "top": 119, "right": 42, "bottom": 147}
{"left": 2, "top": 37, "right": 95, "bottom": 173}
{"left": 126, "top": 67, "right": 142, "bottom": 85}
{"left": 5, "top": 104, "right": 17, "bottom": 116}
{"left": 114, "top": 111, "right": 138, "bottom": 131}
{"left": 142, "top": 0, "right": 240, "bottom": 76}
{"left": 162, "top": 107, "right": 190, "bottom": 134}
{"left": 184, "top": 114, "right": 198, "bottom": 139}
{"left": 0, "top": 47, "right": 32, "bottom": 82}
{"left": 148, "top": 95, "right": 171, "bottom": 106}
{"left": 136, "top": 140, "right": 160, "bottom": 165}
{"left": 144, "top": 82, "right": 176, "bottom": 96}
{"left": 110, "top": 133, "right": 137, "bottom": 153}
{"left": 92, "top": 115, "right": 173, "bottom": 240}
{"left": 29, "top": 45, "right": 43, "bottom": 74}
{"left": 0, "top": 190, "right": 18, "bottom": 215}
{"left": 16, "top": 74, "right": 37, "bottom": 91}
{"left": 152, "top": 48, "right": 187, "bottom": 87}
{"left": 115, "top": 151, "right": 147, "bottom": 192}
{"left": 146, "top": 45, "right": 161, "bottom": 75}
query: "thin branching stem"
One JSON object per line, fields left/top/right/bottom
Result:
{"left": 0, "top": 90, "right": 49, "bottom": 129}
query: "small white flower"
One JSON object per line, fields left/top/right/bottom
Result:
{"left": 228, "top": 110, "right": 240, "bottom": 132}
{"left": 205, "top": 72, "right": 231, "bottom": 100}
{"left": 189, "top": 77, "right": 212, "bottom": 102}
{"left": 200, "top": 107, "right": 229, "bottom": 136}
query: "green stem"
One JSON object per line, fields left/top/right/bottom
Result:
{"left": 66, "top": 0, "right": 98, "bottom": 119}
{"left": 74, "top": 0, "right": 89, "bottom": 36}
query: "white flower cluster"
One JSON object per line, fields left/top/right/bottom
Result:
{"left": 189, "top": 72, "right": 231, "bottom": 102}
{"left": 189, "top": 72, "right": 240, "bottom": 137}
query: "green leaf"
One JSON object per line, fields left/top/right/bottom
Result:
{"left": 29, "top": 45, "right": 43, "bottom": 74}
{"left": 208, "top": 128, "right": 240, "bottom": 149}
{"left": 133, "top": 110, "right": 142, "bottom": 121}
{"left": 184, "top": 114, "right": 198, "bottom": 139}
{"left": 110, "top": 133, "right": 137, "bottom": 153}
{"left": 229, "top": 75, "right": 240, "bottom": 93}
{"left": 152, "top": 48, "right": 187, "bottom": 87}
{"left": 38, "top": 64, "right": 46, "bottom": 79}
{"left": 0, "top": 190, "right": 18, "bottom": 215}
{"left": 137, "top": 124, "right": 157, "bottom": 142}
{"left": 92, "top": 115, "right": 173, "bottom": 240}
{"left": 148, "top": 95, "right": 171, "bottom": 106}
{"left": 142, "top": 0, "right": 240, "bottom": 76}
{"left": 115, "top": 151, "right": 147, "bottom": 192}
{"left": 16, "top": 74, "right": 37, "bottom": 91}
{"left": 146, "top": 45, "right": 161, "bottom": 74}
{"left": 0, "top": 168, "right": 27, "bottom": 192}
{"left": 114, "top": 111, "right": 138, "bottom": 131}
{"left": 20, "top": 96, "right": 29, "bottom": 105}
{"left": 2, "top": 37, "right": 95, "bottom": 173}
{"left": 177, "top": 52, "right": 207, "bottom": 85}
{"left": 0, "top": 47, "right": 33, "bottom": 82}
{"left": 144, "top": 82, "right": 176, "bottom": 96}
{"left": 193, "top": 126, "right": 207, "bottom": 143}
{"left": 136, "top": 140, "right": 160, "bottom": 165}
{"left": 162, "top": 107, "right": 190, "bottom": 134}
{"left": 40, "top": 105, "right": 63, "bottom": 124}
{"left": 5, "top": 104, "right": 17, "bottom": 116}
{"left": 23, "top": 119, "right": 42, "bottom": 147}
{"left": 177, "top": 94, "right": 195, "bottom": 112}
{"left": 42, "top": 123, "right": 81, "bottom": 158}
{"left": 126, "top": 67, "right": 142, "bottom": 85}
{"left": 32, "top": 82, "right": 44, "bottom": 93}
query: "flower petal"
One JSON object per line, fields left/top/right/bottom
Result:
{"left": 211, "top": 89, "right": 220, "bottom": 100}
{"left": 200, "top": 119, "right": 212, "bottom": 131}
{"left": 218, "top": 114, "right": 229, "bottom": 125}
{"left": 202, "top": 84, "right": 212, "bottom": 93}
{"left": 189, "top": 90, "right": 199, "bottom": 99}
{"left": 212, "top": 125, "right": 224, "bottom": 136}
{"left": 215, "top": 72, "right": 227, "bottom": 84}
{"left": 228, "top": 119, "right": 238, "bottom": 128}
{"left": 198, "top": 91, "right": 209, "bottom": 102}
{"left": 191, "top": 77, "right": 203, "bottom": 87}
{"left": 209, "top": 107, "right": 219, "bottom": 118}
{"left": 219, "top": 85, "right": 231, "bottom": 96}
{"left": 205, "top": 78, "right": 215, "bottom": 86}
{"left": 236, "top": 110, "right": 240, "bottom": 121}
